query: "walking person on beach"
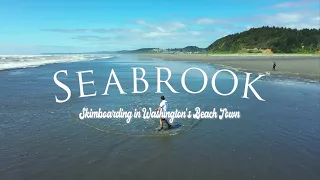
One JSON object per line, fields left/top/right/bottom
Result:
{"left": 155, "top": 96, "right": 172, "bottom": 131}
{"left": 273, "top": 62, "right": 276, "bottom": 71}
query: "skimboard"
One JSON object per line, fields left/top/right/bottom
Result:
{"left": 156, "top": 123, "right": 182, "bottom": 135}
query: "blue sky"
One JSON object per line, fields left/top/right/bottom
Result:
{"left": 0, "top": 0, "right": 319, "bottom": 54}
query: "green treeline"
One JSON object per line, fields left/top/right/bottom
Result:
{"left": 208, "top": 26, "right": 320, "bottom": 53}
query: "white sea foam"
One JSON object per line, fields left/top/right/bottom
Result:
{"left": 0, "top": 54, "right": 113, "bottom": 71}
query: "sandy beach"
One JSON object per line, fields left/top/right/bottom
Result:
{"left": 2, "top": 55, "right": 320, "bottom": 180}
{"left": 138, "top": 54, "right": 320, "bottom": 81}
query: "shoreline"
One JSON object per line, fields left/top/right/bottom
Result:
{"left": 137, "top": 54, "right": 320, "bottom": 82}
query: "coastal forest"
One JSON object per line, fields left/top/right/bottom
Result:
{"left": 208, "top": 26, "right": 320, "bottom": 53}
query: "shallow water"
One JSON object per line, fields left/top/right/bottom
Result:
{"left": 0, "top": 55, "right": 319, "bottom": 180}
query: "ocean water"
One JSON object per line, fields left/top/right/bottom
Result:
{"left": 0, "top": 55, "right": 319, "bottom": 180}
{"left": 0, "top": 54, "right": 112, "bottom": 71}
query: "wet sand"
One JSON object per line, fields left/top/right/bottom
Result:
{"left": 138, "top": 54, "right": 320, "bottom": 81}
{"left": 1, "top": 57, "right": 320, "bottom": 180}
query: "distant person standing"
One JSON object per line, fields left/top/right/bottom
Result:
{"left": 155, "top": 96, "right": 172, "bottom": 131}
{"left": 273, "top": 62, "right": 276, "bottom": 71}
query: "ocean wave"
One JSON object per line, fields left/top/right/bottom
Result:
{"left": 0, "top": 54, "right": 114, "bottom": 71}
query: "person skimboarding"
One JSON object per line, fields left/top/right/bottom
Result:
{"left": 155, "top": 96, "right": 172, "bottom": 131}
{"left": 273, "top": 62, "right": 276, "bottom": 71}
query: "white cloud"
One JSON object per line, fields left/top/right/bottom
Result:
{"left": 260, "top": 11, "right": 319, "bottom": 29}
{"left": 143, "top": 32, "right": 174, "bottom": 38}
{"left": 135, "top": 20, "right": 148, "bottom": 25}
{"left": 171, "top": 22, "right": 186, "bottom": 28}
{"left": 133, "top": 21, "right": 187, "bottom": 38}
{"left": 188, "top": 31, "right": 202, "bottom": 36}
{"left": 311, "top": 16, "right": 320, "bottom": 23}
{"left": 195, "top": 18, "right": 218, "bottom": 24}
{"left": 271, "top": 0, "right": 318, "bottom": 8}
{"left": 272, "top": 2, "right": 301, "bottom": 8}
{"left": 267, "top": 13, "right": 304, "bottom": 23}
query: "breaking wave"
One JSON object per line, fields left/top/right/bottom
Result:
{"left": 0, "top": 54, "right": 114, "bottom": 71}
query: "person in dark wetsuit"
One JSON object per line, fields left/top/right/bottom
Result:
{"left": 273, "top": 62, "right": 276, "bottom": 71}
